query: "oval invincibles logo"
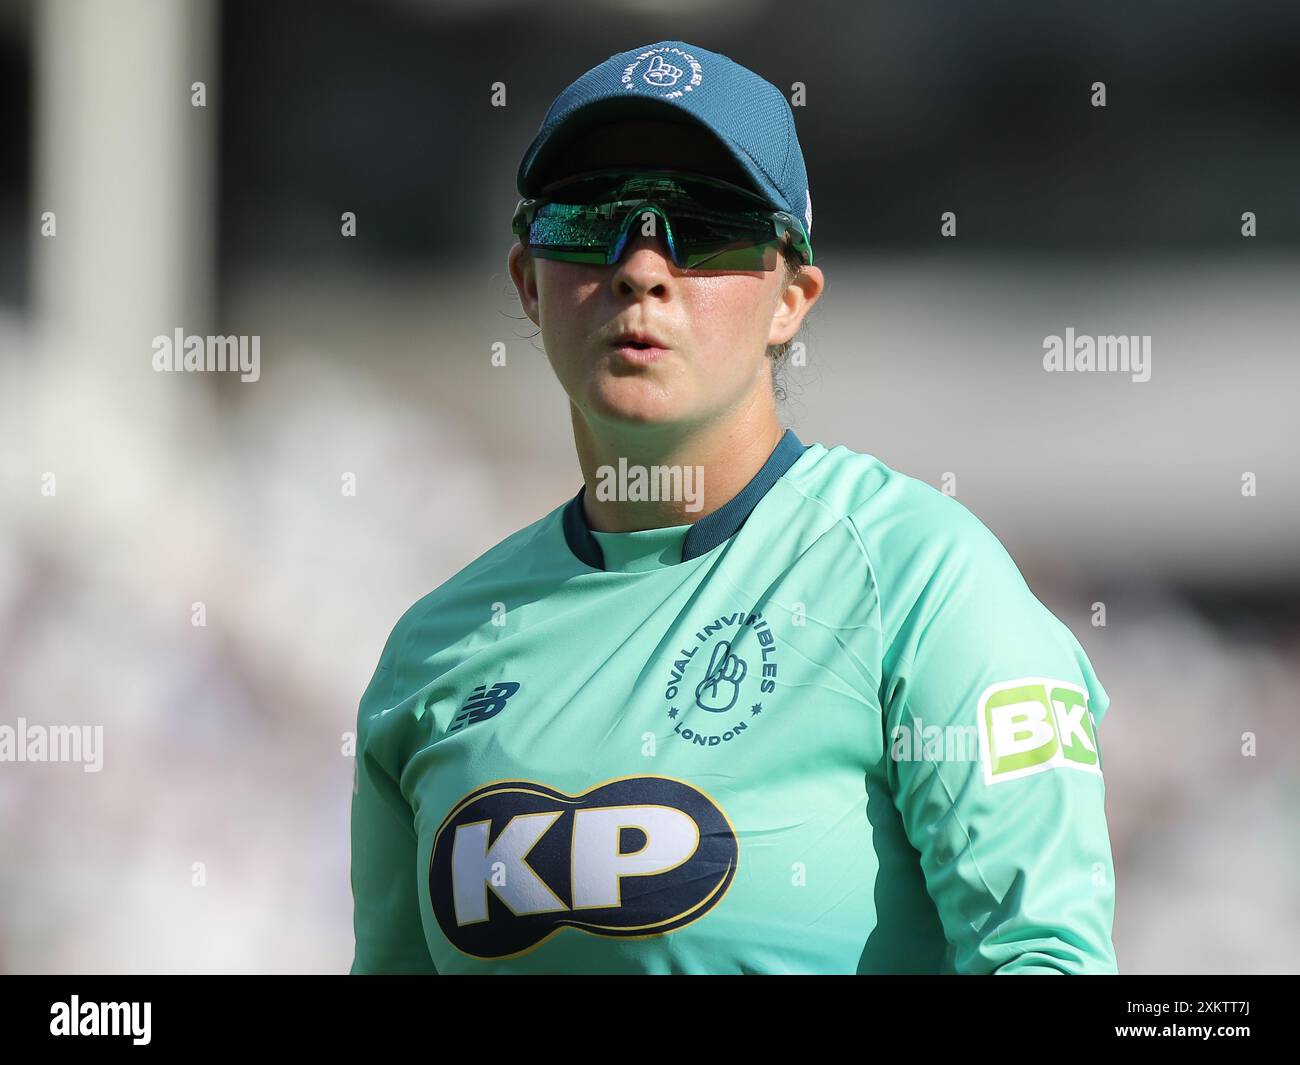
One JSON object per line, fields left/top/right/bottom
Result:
{"left": 429, "top": 776, "right": 739, "bottom": 960}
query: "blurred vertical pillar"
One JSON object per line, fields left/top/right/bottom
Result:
{"left": 30, "top": 0, "right": 217, "bottom": 511}
{"left": 34, "top": 0, "right": 216, "bottom": 346}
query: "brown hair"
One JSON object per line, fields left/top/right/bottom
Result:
{"left": 767, "top": 240, "right": 806, "bottom": 404}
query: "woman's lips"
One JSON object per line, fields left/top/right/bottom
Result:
{"left": 610, "top": 341, "right": 670, "bottom": 363}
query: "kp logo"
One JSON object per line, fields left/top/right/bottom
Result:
{"left": 663, "top": 609, "right": 781, "bottom": 748}
{"left": 429, "top": 777, "right": 738, "bottom": 960}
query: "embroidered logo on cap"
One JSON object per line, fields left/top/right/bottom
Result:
{"left": 620, "top": 45, "right": 703, "bottom": 100}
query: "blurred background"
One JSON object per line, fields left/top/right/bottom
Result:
{"left": 0, "top": 0, "right": 1296, "bottom": 974}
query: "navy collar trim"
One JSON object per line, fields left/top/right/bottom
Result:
{"left": 562, "top": 428, "right": 809, "bottom": 570}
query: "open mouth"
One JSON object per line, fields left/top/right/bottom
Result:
{"left": 609, "top": 337, "right": 669, "bottom": 362}
{"left": 608, "top": 327, "right": 670, "bottom": 359}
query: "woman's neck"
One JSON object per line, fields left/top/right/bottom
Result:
{"left": 571, "top": 402, "right": 786, "bottom": 533}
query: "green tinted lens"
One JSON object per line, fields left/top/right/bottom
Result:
{"left": 668, "top": 205, "right": 779, "bottom": 270}
{"left": 518, "top": 169, "right": 788, "bottom": 270}
{"left": 681, "top": 239, "right": 781, "bottom": 271}
{"left": 525, "top": 203, "right": 626, "bottom": 262}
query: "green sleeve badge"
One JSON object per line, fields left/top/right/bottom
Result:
{"left": 978, "top": 677, "right": 1103, "bottom": 786}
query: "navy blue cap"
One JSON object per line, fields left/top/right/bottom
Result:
{"left": 517, "top": 41, "right": 813, "bottom": 248}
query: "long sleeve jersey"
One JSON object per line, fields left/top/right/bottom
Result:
{"left": 349, "top": 429, "right": 1117, "bottom": 974}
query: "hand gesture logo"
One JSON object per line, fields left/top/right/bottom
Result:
{"left": 643, "top": 54, "right": 684, "bottom": 88}
{"left": 694, "top": 639, "right": 747, "bottom": 713}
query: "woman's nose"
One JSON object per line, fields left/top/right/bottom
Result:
{"left": 610, "top": 223, "right": 677, "bottom": 293}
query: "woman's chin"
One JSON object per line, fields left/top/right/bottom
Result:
{"left": 586, "top": 378, "right": 688, "bottom": 427}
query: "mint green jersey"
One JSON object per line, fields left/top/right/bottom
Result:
{"left": 350, "top": 430, "right": 1117, "bottom": 974}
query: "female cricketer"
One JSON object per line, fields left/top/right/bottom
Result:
{"left": 350, "top": 41, "right": 1118, "bottom": 974}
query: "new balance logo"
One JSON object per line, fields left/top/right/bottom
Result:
{"left": 447, "top": 681, "right": 520, "bottom": 735}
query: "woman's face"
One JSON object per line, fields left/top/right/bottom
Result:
{"left": 508, "top": 120, "right": 823, "bottom": 435}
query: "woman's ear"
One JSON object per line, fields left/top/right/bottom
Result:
{"left": 768, "top": 264, "right": 825, "bottom": 346}
{"left": 508, "top": 243, "right": 541, "bottom": 328}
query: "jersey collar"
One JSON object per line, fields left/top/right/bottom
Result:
{"left": 562, "top": 428, "right": 809, "bottom": 570}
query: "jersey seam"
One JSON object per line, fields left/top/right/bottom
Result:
{"left": 771, "top": 478, "right": 884, "bottom": 717}
{"left": 377, "top": 510, "right": 556, "bottom": 719}
{"left": 887, "top": 699, "right": 1001, "bottom": 940}
{"left": 841, "top": 505, "right": 999, "bottom": 945}
{"left": 784, "top": 481, "right": 997, "bottom": 936}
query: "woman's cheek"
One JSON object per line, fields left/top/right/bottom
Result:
{"left": 687, "top": 279, "right": 757, "bottom": 338}
{"left": 697, "top": 286, "right": 771, "bottom": 365}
